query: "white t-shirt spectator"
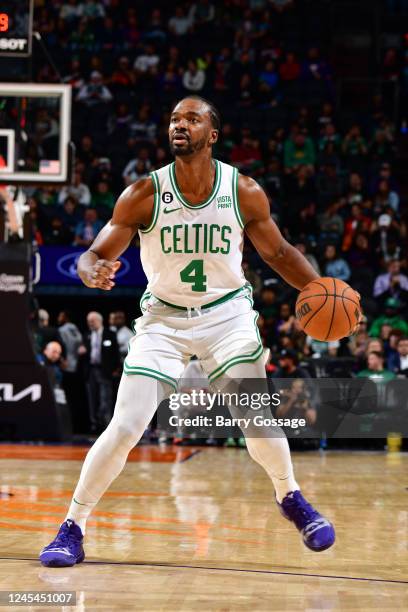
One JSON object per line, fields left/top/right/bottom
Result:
{"left": 183, "top": 68, "right": 206, "bottom": 92}
{"left": 76, "top": 76, "right": 113, "bottom": 106}
{"left": 58, "top": 183, "right": 91, "bottom": 206}
{"left": 168, "top": 14, "right": 192, "bottom": 36}
{"left": 122, "top": 159, "right": 151, "bottom": 185}
{"left": 134, "top": 52, "right": 160, "bottom": 73}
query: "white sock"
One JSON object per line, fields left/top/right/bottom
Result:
{"left": 245, "top": 436, "right": 299, "bottom": 503}
{"left": 65, "top": 375, "right": 169, "bottom": 534}
{"left": 216, "top": 359, "right": 300, "bottom": 504}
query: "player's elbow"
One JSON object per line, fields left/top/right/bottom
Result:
{"left": 261, "top": 241, "right": 288, "bottom": 266}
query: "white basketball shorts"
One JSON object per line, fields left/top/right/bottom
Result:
{"left": 124, "top": 287, "right": 263, "bottom": 390}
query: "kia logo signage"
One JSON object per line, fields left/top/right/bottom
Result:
{"left": 0, "top": 383, "right": 42, "bottom": 402}
{"left": 56, "top": 253, "right": 130, "bottom": 281}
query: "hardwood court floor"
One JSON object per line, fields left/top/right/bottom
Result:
{"left": 0, "top": 445, "right": 407, "bottom": 611}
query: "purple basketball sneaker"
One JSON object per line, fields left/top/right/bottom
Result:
{"left": 39, "top": 520, "right": 85, "bottom": 567}
{"left": 277, "top": 491, "right": 335, "bottom": 552}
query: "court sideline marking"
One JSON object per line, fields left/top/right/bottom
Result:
{"left": 1, "top": 557, "right": 407, "bottom": 586}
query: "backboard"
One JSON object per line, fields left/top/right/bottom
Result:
{"left": 0, "top": 83, "right": 72, "bottom": 184}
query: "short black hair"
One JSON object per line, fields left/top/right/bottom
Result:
{"left": 174, "top": 95, "right": 221, "bottom": 131}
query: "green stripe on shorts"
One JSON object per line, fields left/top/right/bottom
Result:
{"left": 123, "top": 364, "right": 178, "bottom": 390}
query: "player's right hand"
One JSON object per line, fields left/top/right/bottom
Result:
{"left": 86, "top": 259, "right": 121, "bottom": 290}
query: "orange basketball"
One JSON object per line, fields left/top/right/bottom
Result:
{"left": 295, "top": 277, "right": 361, "bottom": 342}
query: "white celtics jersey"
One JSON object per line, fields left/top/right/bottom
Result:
{"left": 138, "top": 159, "right": 247, "bottom": 309}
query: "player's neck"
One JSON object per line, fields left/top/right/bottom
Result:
{"left": 174, "top": 154, "right": 215, "bottom": 203}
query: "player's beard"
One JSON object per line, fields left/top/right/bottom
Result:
{"left": 170, "top": 135, "right": 207, "bottom": 157}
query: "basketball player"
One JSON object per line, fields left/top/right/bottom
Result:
{"left": 40, "top": 96, "right": 335, "bottom": 567}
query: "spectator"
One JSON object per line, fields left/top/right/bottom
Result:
{"left": 279, "top": 52, "right": 301, "bottom": 81}
{"left": 134, "top": 44, "right": 160, "bottom": 74}
{"left": 110, "top": 311, "right": 133, "bottom": 362}
{"left": 275, "top": 379, "right": 317, "bottom": 426}
{"left": 318, "top": 203, "right": 345, "bottom": 242}
{"left": 79, "top": 0, "right": 105, "bottom": 21}
{"left": 45, "top": 216, "right": 74, "bottom": 245}
{"left": 144, "top": 8, "right": 167, "bottom": 46}
{"left": 294, "top": 241, "right": 321, "bottom": 274}
{"left": 272, "top": 349, "right": 310, "bottom": 379}
{"left": 37, "top": 341, "right": 64, "bottom": 388}
{"left": 276, "top": 302, "right": 297, "bottom": 336}
{"left": 369, "top": 297, "right": 408, "bottom": 337}
{"left": 342, "top": 204, "right": 372, "bottom": 251}
{"left": 346, "top": 232, "right": 374, "bottom": 270}
{"left": 182, "top": 60, "right": 206, "bottom": 92}
{"left": 304, "top": 335, "right": 340, "bottom": 358}
{"left": 341, "top": 125, "right": 368, "bottom": 169}
{"left": 122, "top": 159, "right": 151, "bottom": 186}
{"left": 60, "top": 0, "right": 81, "bottom": 23}
{"left": 324, "top": 244, "right": 351, "bottom": 281}
{"left": 284, "top": 132, "right": 315, "bottom": 174}
{"left": 91, "top": 181, "right": 115, "bottom": 211}
{"left": 348, "top": 329, "right": 370, "bottom": 359}
{"left": 373, "top": 180, "right": 399, "bottom": 214}
{"left": 129, "top": 106, "right": 157, "bottom": 144}
{"left": 231, "top": 130, "right": 262, "bottom": 173}
{"left": 63, "top": 58, "right": 85, "bottom": 93}
{"left": 257, "top": 286, "right": 279, "bottom": 324}
{"left": 388, "top": 337, "right": 408, "bottom": 375}
{"left": 371, "top": 214, "right": 404, "bottom": 264}
{"left": 110, "top": 56, "right": 136, "bottom": 92}
{"left": 168, "top": 6, "right": 192, "bottom": 37}
{"left": 33, "top": 309, "right": 64, "bottom": 354}
{"left": 73, "top": 208, "right": 104, "bottom": 247}
{"left": 57, "top": 310, "right": 83, "bottom": 426}
{"left": 57, "top": 310, "right": 83, "bottom": 374}
{"left": 80, "top": 311, "right": 120, "bottom": 433}
{"left": 318, "top": 123, "right": 341, "bottom": 154}
{"left": 121, "top": 13, "right": 140, "bottom": 51}
{"left": 58, "top": 197, "right": 83, "bottom": 236}
{"left": 190, "top": 0, "right": 215, "bottom": 34}
{"left": 76, "top": 71, "right": 113, "bottom": 106}
{"left": 58, "top": 171, "right": 91, "bottom": 206}
{"left": 317, "top": 166, "right": 345, "bottom": 208}
{"left": 76, "top": 71, "right": 113, "bottom": 138}
{"left": 160, "top": 61, "right": 182, "bottom": 96}
{"left": 258, "top": 60, "right": 279, "bottom": 104}
{"left": 373, "top": 260, "right": 408, "bottom": 301}
{"left": 302, "top": 47, "right": 331, "bottom": 84}
{"left": 346, "top": 172, "right": 365, "bottom": 206}
{"left": 285, "top": 165, "right": 317, "bottom": 213}
{"left": 357, "top": 351, "right": 396, "bottom": 383}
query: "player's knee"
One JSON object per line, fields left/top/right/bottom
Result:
{"left": 109, "top": 422, "right": 140, "bottom": 450}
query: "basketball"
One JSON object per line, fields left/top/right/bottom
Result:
{"left": 295, "top": 277, "right": 361, "bottom": 342}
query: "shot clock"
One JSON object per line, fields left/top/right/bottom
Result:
{"left": 0, "top": 0, "right": 33, "bottom": 56}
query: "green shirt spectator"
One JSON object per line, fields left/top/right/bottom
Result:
{"left": 91, "top": 181, "right": 115, "bottom": 210}
{"left": 369, "top": 298, "right": 408, "bottom": 337}
{"left": 284, "top": 133, "right": 315, "bottom": 171}
{"left": 342, "top": 125, "right": 367, "bottom": 157}
{"left": 357, "top": 351, "right": 396, "bottom": 382}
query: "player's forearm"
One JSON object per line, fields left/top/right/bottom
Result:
{"left": 264, "top": 242, "right": 319, "bottom": 290}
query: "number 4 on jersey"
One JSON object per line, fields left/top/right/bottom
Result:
{"left": 180, "top": 259, "right": 207, "bottom": 292}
